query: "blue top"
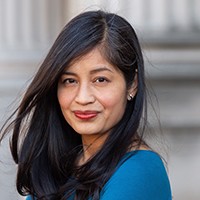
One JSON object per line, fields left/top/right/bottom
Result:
{"left": 26, "top": 150, "right": 172, "bottom": 200}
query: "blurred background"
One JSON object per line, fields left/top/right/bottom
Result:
{"left": 0, "top": 0, "right": 200, "bottom": 199}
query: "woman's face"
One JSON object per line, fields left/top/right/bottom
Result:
{"left": 57, "top": 48, "right": 133, "bottom": 141}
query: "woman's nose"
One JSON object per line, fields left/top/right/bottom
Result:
{"left": 75, "top": 83, "right": 95, "bottom": 105}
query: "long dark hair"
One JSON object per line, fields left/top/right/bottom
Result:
{"left": 0, "top": 10, "right": 147, "bottom": 200}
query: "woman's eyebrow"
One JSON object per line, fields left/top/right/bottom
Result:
{"left": 62, "top": 67, "right": 114, "bottom": 76}
{"left": 90, "top": 67, "right": 114, "bottom": 74}
{"left": 62, "top": 71, "right": 76, "bottom": 76}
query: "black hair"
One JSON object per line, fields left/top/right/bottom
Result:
{"left": 0, "top": 10, "right": 147, "bottom": 200}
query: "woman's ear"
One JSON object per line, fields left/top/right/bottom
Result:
{"left": 127, "top": 73, "right": 138, "bottom": 101}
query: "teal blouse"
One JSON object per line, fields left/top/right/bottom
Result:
{"left": 26, "top": 150, "right": 172, "bottom": 200}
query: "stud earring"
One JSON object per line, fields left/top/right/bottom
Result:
{"left": 127, "top": 94, "right": 134, "bottom": 101}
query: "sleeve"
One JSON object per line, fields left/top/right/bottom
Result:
{"left": 100, "top": 151, "right": 172, "bottom": 200}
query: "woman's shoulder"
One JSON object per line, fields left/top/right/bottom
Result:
{"left": 114, "top": 150, "right": 168, "bottom": 181}
{"left": 101, "top": 150, "right": 172, "bottom": 200}
{"left": 120, "top": 149, "right": 166, "bottom": 169}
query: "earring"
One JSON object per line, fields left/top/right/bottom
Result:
{"left": 127, "top": 94, "right": 134, "bottom": 101}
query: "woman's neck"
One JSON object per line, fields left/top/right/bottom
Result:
{"left": 78, "top": 134, "right": 108, "bottom": 165}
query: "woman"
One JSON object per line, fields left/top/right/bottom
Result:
{"left": 0, "top": 10, "right": 172, "bottom": 200}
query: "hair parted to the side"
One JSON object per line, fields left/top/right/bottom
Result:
{"left": 0, "top": 10, "right": 147, "bottom": 200}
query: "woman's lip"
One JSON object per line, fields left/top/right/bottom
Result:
{"left": 73, "top": 111, "right": 99, "bottom": 120}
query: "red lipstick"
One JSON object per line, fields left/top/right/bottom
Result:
{"left": 74, "top": 111, "right": 98, "bottom": 120}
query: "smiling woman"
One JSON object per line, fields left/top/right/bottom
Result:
{"left": 0, "top": 10, "right": 172, "bottom": 200}
{"left": 57, "top": 48, "right": 129, "bottom": 140}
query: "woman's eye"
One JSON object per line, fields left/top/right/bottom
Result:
{"left": 63, "top": 78, "right": 77, "bottom": 84}
{"left": 94, "top": 77, "right": 110, "bottom": 86}
{"left": 95, "top": 77, "right": 109, "bottom": 83}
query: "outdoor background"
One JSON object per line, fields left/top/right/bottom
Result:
{"left": 0, "top": 0, "right": 200, "bottom": 199}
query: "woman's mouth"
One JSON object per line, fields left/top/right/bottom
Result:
{"left": 73, "top": 111, "right": 99, "bottom": 120}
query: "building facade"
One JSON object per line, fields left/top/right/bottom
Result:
{"left": 0, "top": 0, "right": 200, "bottom": 199}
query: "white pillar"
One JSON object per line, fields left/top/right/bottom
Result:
{"left": 0, "top": 0, "right": 63, "bottom": 59}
